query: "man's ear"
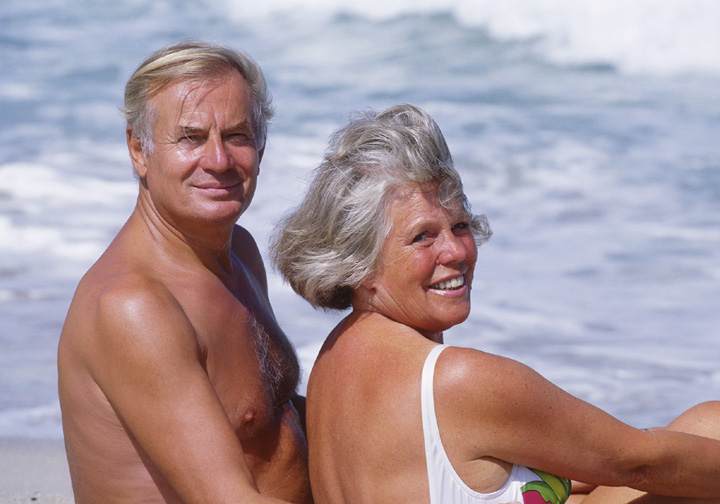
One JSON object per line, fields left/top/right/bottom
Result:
{"left": 127, "top": 127, "right": 148, "bottom": 179}
{"left": 257, "top": 141, "right": 266, "bottom": 175}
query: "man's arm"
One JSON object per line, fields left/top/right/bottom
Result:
{"left": 88, "top": 276, "right": 289, "bottom": 504}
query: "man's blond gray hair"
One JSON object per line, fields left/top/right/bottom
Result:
{"left": 123, "top": 40, "right": 274, "bottom": 153}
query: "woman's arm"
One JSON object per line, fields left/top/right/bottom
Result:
{"left": 435, "top": 346, "right": 720, "bottom": 498}
{"left": 582, "top": 401, "right": 720, "bottom": 503}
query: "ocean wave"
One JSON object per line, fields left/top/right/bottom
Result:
{"left": 0, "top": 402, "right": 63, "bottom": 440}
{"left": 221, "top": 0, "right": 720, "bottom": 75}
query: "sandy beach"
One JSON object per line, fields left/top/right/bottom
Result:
{"left": 0, "top": 438, "right": 73, "bottom": 503}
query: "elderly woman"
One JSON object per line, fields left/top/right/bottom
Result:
{"left": 271, "top": 104, "right": 720, "bottom": 504}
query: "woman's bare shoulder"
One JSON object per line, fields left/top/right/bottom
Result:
{"left": 435, "top": 345, "right": 524, "bottom": 386}
{"left": 432, "top": 345, "right": 552, "bottom": 432}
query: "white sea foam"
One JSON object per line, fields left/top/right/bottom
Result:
{"left": 0, "top": 162, "right": 136, "bottom": 264}
{"left": 456, "top": 0, "right": 720, "bottom": 74}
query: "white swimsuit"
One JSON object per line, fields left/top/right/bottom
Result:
{"left": 421, "top": 345, "right": 571, "bottom": 504}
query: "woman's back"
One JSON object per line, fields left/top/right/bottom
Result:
{"left": 307, "top": 314, "right": 434, "bottom": 504}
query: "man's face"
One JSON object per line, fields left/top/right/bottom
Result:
{"left": 131, "top": 72, "right": 263, "bottom": 232}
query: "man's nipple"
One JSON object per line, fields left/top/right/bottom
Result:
{"left": 241, "top": 409, "right": 255, "bottom": 424}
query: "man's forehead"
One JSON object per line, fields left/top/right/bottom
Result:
{"left": 164, "top": 76, "right": 243, "bottom": 103}
{"left": 151, "top": 75, "right": 253, "bottom": 126}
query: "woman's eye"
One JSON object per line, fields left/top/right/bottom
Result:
{"left": 453, "top": 221, "right": 470, "bottom": 232}
{"left": 412, "top": 232, "right": 427, "bottom": 243}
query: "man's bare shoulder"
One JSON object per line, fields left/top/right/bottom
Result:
{"left": 72, "top": 248, "right": 170, "bottom": 314}
{"left": 62, "top": 248, "right": 198, "bottom": 367}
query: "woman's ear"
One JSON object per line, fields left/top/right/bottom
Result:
{"left": 350, "top": 282, "right": 372, "bottom": 311}
{"left": 356, "top": 275, "right": 378, "bottom": 299}
{"left": 127, "top": 127, "right": 148, "bottom": 179}
{"left": 360, "top": 276, "right": 376, "bottom": 291}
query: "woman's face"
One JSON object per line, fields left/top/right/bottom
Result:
{"left": 362, "top": 186, "right": 478, "bottom": 338}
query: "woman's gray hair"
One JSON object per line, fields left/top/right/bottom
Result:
{"left": 123, "top": 39, "right": 274, "bottom": 153}
{"left": 270, "top": 104, "right": 491, "bottom": 311}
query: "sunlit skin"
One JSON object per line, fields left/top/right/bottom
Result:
{"left": 129, "top": 73, "right": 263, "bottom": 252}
{"left": 306, "top": 185, "right": 720, "bottom": 504}
{"left": 59, "top": 71, "right": 311, "bottom": 504}
{"left": 358, "top": 187, "right": 478, "bottom": 339}
{"left": 308, "top": 187, "right": 509, "bottom": 504}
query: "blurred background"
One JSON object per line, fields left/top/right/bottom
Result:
{"left": 1, "top": 0, "right": 719, "bottom": 442}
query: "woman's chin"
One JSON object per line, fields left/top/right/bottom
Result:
{"left": 415, "top": 309, "right": 471, "bottom": 336}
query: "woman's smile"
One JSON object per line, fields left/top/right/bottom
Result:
{"left": 429, "top": 274, "right": 466, "bottom": 292}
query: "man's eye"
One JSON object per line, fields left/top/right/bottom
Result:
{"left": 412, "top": 232, "right": 428, "bottom": 243}
{"left": 179, "top": 135, "right": 202, "bottom": 144}
{"left": 226, "top": 133, "right": 253, "bottom": 146}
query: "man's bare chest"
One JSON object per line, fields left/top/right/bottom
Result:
{"left": 170, "top": 278, "right": 300, "bottom": 436}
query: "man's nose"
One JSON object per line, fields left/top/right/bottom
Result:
{"left": 202, "top": 134, "right": 233, "bottom": 171}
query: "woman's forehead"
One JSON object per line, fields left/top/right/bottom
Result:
{"left": 389, "top": 186, "right": 466, "bottom": 224}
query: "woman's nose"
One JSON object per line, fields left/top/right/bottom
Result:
{"left": 438, "top": 231, "right": 468, "bottom": 264}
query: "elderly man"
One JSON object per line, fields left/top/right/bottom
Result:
{"left": 58, "top": 41, "right": 311, "bottom": 503}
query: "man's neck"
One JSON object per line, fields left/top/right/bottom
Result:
{"left": 132, "top": 193, "right": 239, "bottom": 281}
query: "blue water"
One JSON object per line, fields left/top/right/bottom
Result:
{"left": 1, "top": 0, "right": 719, "bottom": 439}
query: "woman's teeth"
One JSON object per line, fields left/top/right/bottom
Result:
{"left": 430, "top": 275, "right": 464, "bottom": 290}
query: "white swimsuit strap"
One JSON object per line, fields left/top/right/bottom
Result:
{"left": 420, "top": 345, "right": 531, "bottom": 504}
{"left": 421, "top": 344, "right": 448, "bottom": 504}
{"left": 421, "top": 344, "right": 447, "bottom": 438}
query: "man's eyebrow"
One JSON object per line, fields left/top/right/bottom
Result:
{"left": 226, "top": 119, "right": 252, "bottom": 132}
{"left": 178, "top": 120, "right": 252, "bottom": 135}
{"left": 179, "top": 125, "right": 203, "bottom": 135}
